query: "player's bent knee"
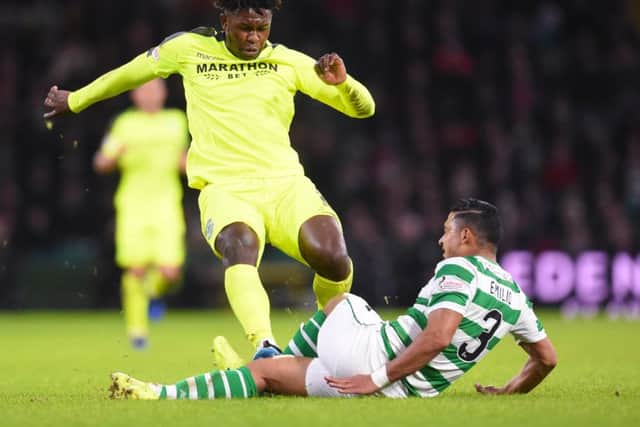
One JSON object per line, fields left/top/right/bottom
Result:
{"left": 215, "top": 222, "right": 260, "bottom": 266}
{"left": 309, "top": 252, "right": 351, "bottom": 281}
{"left": 334, "top": 253, "right": 352, "bottom": 278}
{"left": 325, "top": 253, "right": 352, "bottom": 280}
{"left": 247, "top": 359, "right": 269, "bottom": 391}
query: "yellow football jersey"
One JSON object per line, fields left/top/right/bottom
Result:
{"left": 69, "top": 28, "right": 375, "bottom": 189}
{"left": 101, "top": 108, "right": 189, "bottom": 208}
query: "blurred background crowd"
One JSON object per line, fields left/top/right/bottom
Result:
{"left": 2, "top": 0, "right": 640, "bottom": 309}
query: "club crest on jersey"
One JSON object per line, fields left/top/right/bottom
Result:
{"left": 205, "top": 218, "right": 214, "bottom": 240}
{"left": 438, "top": 276, "right": 466, "bottom": 292}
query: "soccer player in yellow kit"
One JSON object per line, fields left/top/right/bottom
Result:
{"left": 94, "top": 79, "right": 189, "bottom": 349}
{"left": 43, "top": 0, "right": 375, "bottom": 358}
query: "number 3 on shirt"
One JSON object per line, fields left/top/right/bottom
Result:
{"left": 458, "top": 310, "right": 502, "bottom": 362}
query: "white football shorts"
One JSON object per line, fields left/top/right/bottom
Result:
{"left": 304, "top": 294, "right": 406, "bottom": 398}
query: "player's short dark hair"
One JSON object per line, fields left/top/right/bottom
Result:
{"left": 450, "top": 198, "right": 502, "bottom": 247}
{"left": 213, "top": 0, "right": 282, "bottom": 12}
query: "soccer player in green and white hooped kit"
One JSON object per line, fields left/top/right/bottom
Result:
{"left": 43, "top": 0, "right": 375, "bottom": 359}
{"left": 108, "top": 198, "right": 558, "bottom": 400}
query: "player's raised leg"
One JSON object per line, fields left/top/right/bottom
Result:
{"left": 269, "top": 177, "right": 353, "bottom": 310}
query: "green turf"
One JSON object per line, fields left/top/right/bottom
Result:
{"left": 0, "top": 309, "right": 638, "bottom": 427}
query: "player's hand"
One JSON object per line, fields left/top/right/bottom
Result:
{"left": 474, "top": 383, "right": 506, "bottom": 395}
{"left": 325, "top": 374, "right": 379, "bottom": 395}
{"left": 43, "top": 85, "right": 71, "bottom": 119}
{"left": 315, "top": 53, "right": 347, "bottom": 85}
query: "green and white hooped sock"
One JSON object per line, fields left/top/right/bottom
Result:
{"left": 158, "top": 367, "right": 257, "bottom": 399}
{"left": 282, "top": 310, "right": 326, "bottom": 357}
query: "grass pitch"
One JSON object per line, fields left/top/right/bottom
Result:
{"left": 0, "top": 309, "right": 638, "bottom": 427}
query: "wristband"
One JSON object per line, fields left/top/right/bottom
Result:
{"left": 370, "top": 365, "right": 390, "bottom": 389}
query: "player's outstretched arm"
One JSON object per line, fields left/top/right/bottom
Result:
{"left": 325, "top": 308, "right": 462, "bottom": 395}
{"left": 475, "top": 337, "right": 557, "bottom": 395}
{"left": 43, "top": 53, "right": 158, "bottom": 119}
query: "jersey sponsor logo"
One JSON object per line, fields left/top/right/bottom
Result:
{"left": 196, "top": 52, "right": 223, "bottom": 61}
{"left": 438, "top": 277, "right": 466, "bottom": 292}
{"left": 196, "top": 62, "right": 279, "bottom": 80}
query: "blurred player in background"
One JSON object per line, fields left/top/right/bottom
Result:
{"left": 94, "top": 78, "right": 189, "bottom": 349}
{"left": 108, "top": 198, "right": 557, "bottom": 400}
{"left": 43, "top": 0, "right": 375, "bottom": 358}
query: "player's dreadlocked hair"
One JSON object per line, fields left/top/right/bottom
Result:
{"left": 213, "top": 0, "right": 282, "bottom": 12}
{"left": 450, "top": 198, "right": 503, "bottom": 247}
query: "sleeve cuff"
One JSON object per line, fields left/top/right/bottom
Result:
{"left": 515, "top": 330, "right": 547, "bottom": 345}
{"left": 67, "top": 91, "right": 81, "bottom": 113}
{"left": 428, "top": 302, "right": 467, "bottom": 316}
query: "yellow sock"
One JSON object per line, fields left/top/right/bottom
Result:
{"left": 224, "top": 264, "right": 273, "bottom": 348}
{"left": 121, "top": 272, "right": 149, "bottom": 338}
{"left": 313, "top": 260, "right": 353, "bottom": 309}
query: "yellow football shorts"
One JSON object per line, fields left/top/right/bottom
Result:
{"left": 198, "top": 175, "right": 339, "bottom": 265}
{"left": 115, "top": 200, "right": 186, "bottom": 268}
